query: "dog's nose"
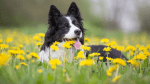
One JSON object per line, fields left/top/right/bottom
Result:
{"left": 74, "top": 30, "right": 81, "bottom": 35}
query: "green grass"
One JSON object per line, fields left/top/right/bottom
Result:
{"left": 0, "top": 22, "right": 150, "bottom": 84}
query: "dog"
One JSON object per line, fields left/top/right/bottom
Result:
{"left": 39, "top": 2, "right": 127, "bottom": 63}
{"left": 40, "top": 2, "right": 85, "bottom": 62}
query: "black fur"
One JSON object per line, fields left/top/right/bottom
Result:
{"left": 40, "top": 2, "right": 127, "bottom": 62}
{"left": 86, "top": 45, "right": 128, "bottom": 62}
{"left": 41, "top": 2, "right": 85, "bottom": 51}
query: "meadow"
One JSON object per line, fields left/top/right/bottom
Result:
{"left": 0, "top": 22, "right": 150, "bottom": 84}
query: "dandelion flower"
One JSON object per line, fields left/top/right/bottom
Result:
{"left": 31, "top": 60, "right": 35, "bottom": 63}
{"left": 51, "top": 65, "right": 56, "bottom": 70}
{"left": 84, "top": 38, "right": 90, "bottom": 42}
{"left": 63, "top": 69, "right": 66, "bottom": 72}
{"left": 127, "top": 60, "right": 140, "bottom": 67}
{"left": 38, "top": 69, "right": 42, "bottom": 73}
{"left": 103, "top": 47, "right": 111, "bottom": 52}
{"left": 30, "top": 52, "right": 40, "bottom": 59}
{"left": 53, "top": 41, "right": 60, "bottom": 46}
{"left": 15, "top": 65, "right": 19, "bottom": 70}
{"left": 76, "top": 51, "right": 86, "bottom": 59}
{"left": 39, "top": 33, "right": 45, "bottom": 37}
{"left": 20, "top": 62, "right": 27, "bottom": 66}
{"left": 49, "top": 59, "right": 61, "bottom": 66}
{"left": 17, "top": 55, "right": 25, "bottom": 60}
{"left": 0, "top": 39, "right": 3, "bottom": 43}
{"left": 80, "top": 45, "right": 91, "bottom": 51}
{"left": 106, "top": 57, "right": 113, "bottom": 61}
{"left": 79, "top": 59, "right": 95, "bottom": 66}
{"left": 112, "top": 58, "right": 126, "bottom": 66}
{"left": 99, "top": 56, "right": 104, "bottom": 60}
{"left": 19, "top": 45, "right": 23, "bottom": 48}
{"left": 133, "top": 53, "right": 147, "bottom": 60}
{"left": 101, "top": 38, "right": 109, "bottom": 43}
{"left": 36, "top": 42, "right": 43, "bottom": 46}
{"left": 50, "top": 45, "right": 59, "bottom": 51}
{"left": 5, "top": 37, "right": 13, "bottom": 43}
{"left": 0, "top": 44, "right": 9, "bottom": 49}
{"left": 62, "top": 42, "right": 72, "bottom": 49}
{"left": 111, "top": 75, "right": 121, "bottom": 82}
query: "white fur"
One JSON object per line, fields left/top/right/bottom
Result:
{"left": 39, "top": 41, "right": 77, "bottom": 63}
{"left": 64, "top": 17, "right": 82, "bottom": 39}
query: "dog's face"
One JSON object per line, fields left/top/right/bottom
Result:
{"left": 44, "top": 2, "right": 85, "bottom": 46}
{"left": 56, "top": 16, "right": 82, "bottom": 41}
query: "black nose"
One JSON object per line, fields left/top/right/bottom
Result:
{"left": 74, "top": 30, "right": 81, "bottom": 35}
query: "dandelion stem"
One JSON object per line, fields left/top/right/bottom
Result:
{"left": 106, "top": 52, "right": 110, "bottom": 68}
{"left": 115, "top": 65, "right": 119, "bottom": 77}
{"left": 71, "top": 47, "right": 72, "bottom": 63}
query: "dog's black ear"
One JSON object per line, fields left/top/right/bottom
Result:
{"left": 67, "top": 2, "right": 82, "bottom": 22}
{"left": 48, "top": 5, "right": 62, "bottom": 27}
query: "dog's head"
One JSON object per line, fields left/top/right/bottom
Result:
{"left": 44, "top": 2, "right": 85, "bottom": 47}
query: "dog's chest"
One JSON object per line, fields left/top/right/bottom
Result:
{"left": 39, "top": 42, "right": 77, "bottom": 63}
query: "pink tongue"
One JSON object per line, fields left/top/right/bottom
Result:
{"left": 73, "top": 40, "right": 81, "bottom": 50}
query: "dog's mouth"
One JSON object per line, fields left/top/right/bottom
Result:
{"left": 63, "top": 37, "right": 79, "bottom": 42}
{"left": 63, "top": 37, "right": 81, "bottom": 50}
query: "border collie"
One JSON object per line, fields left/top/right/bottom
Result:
{"left": 40, "top": 2, "right": 127, "bottom": 63}
{"left": 40, "top": 2, "right": 85, "bottom": 62}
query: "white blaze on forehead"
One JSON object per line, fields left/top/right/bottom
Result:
{"left": 64, "top": 16, "right": 82, "bottom": 39}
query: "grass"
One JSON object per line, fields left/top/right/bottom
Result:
{"left": 0, "top": 22, "right": 150, "bottom": 84}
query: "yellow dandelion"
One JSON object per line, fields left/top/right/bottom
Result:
{"left": 79, "top": 59, "right": 95, "bottom": 66}
{"left": 112, "top": 58, "right": 126, "bottom": 66}
{"left": 36, "top": 42, "right": 43, "bottom": 46}
{"left": 80, "top": 45, "right": 91, "bottom": 51}
{"left": 101, "top": 38, "right": 109, "bottom": 43}
{"left": 0, "top": 44, "right": 9, "bottom": 49}
{"left": 33, "top": 36, "right": 41, "bottom": 41}
{"left": 15, "top": 65, "right": 19, "bottom": 70}
{"left": 49, "top": 59, "right": 61, "bottom": 66}
{"left": 50, "top": 45, "right": 59, "bottom": 51}
{"left": 30, "top": 52, "right": 40, "bottom": 59}
{"left": 76, "top": 51, "right": 86, "bottom": 59}
{"left": 51, "top": 65, "right": 56, "bottom": 70}
{"left": 106, "top": 57, "right": 113, "bottom": 61}
{"left": 20, "top": 62, "right": 27, "bottom": 66}
{"left": 0, "top": 39, "right": 3, "bottom": 43}
{"left": 146, "top": 44, "right": 150, "bottom": 49}
{"left": 38, "top": 69, "right": 42, "bottom": 73}
{"left": 62, "top": 42, "right": 72, "bottom": 49}
{"left": 0, "top": 53, "right": 10, "bottom": 66}
{"left": 139, "top": 46, "right": 146, "bottom": 51}
{"left": 39, "top": 33, "right": 45, "bottom": 37}
{"left": 99, "top": 56, "right": 104, "bottom": 60}
{"left": 111, "top": 75, "right": 121, "bottom": 82}
{"left": 103, "top": 47, "right": 111, "bottom": 52}
{"left": 31, "top": 60, "right": 35, "bottom": 63}
{"left": 5, "top": 37, "right": 13, "bottom": 43}
{"left": 19, "top": 45, "right": 23, "bottom": 48}
{"left": 84, "top": 38, "right": 90, "bottom": 42}
{"left": 26, "top": 55, "right": 32, "bottom": 60}
{"left": 127, "top": 60, "right": 140, "bottom": 67}
{"left": 63, "top": 69, "right": 66, "bottom": 72}
{"left": 17, "top": 55, "right": 25, "bottom": 60}
{"left": 53, "top": 41, "right": 60, "bottom": 45}
{"left": 125, "top": 45, "right": 135, "bottom": 52}
{"left": 133, "top": 53, "right": 147, "bottom": 60}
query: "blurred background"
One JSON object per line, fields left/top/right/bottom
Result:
{"left": 0, "top": 0, "right": 150, "bottom": 34}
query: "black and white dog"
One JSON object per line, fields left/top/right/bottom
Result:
{"left": 40, "top": 2, "right": 127, "bottom": 63}
{"left": 40, "top": 2, "right": 85, "bottom": 62}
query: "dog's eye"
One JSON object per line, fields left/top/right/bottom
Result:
{"left": 72, "top": 20, "right": 76, "bottom": 24}
{"left": 64, "top": 23, "right": 68, "bottom": 28}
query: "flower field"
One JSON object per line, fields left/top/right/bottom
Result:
{"left": 0, "top": 28, "right": 150, "bottom": 84}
